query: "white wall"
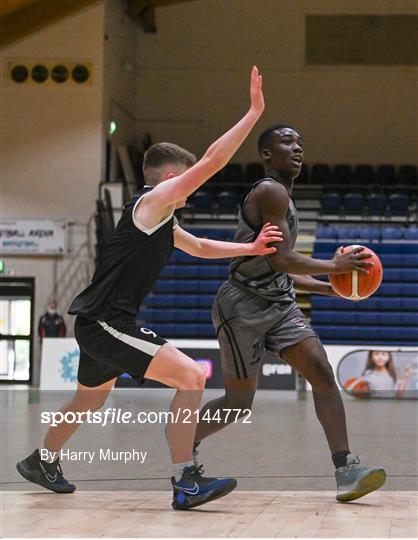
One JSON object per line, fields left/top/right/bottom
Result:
{"left": 0, "top": 2, "right": 106, "bottom": 383}
{"left": 103, "top": 0, "right": 138, "bottom": 162}
{"left": 134, "top": 0, "right": 417, "bottom": 165}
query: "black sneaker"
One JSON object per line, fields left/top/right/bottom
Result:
{"left": 171, "top": 464, "right": 237, "bottom": 510}
{"left": 16, "top": 449, "right": 76, "bottom": 493}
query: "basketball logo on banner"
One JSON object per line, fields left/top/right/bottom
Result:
{"left": 59, "top": 350, "right": 80, "bottom": 383}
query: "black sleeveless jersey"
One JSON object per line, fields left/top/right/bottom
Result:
{"left": 69, "top": 186, "right": 175, "bottom": 321}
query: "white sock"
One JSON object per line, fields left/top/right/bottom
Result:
{"left": 172, "top": 460, "right": 194, "bottom": 481}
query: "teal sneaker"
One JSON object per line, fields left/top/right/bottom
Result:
{"left": 335, "top": 453, "right": 386, "bottom": 502}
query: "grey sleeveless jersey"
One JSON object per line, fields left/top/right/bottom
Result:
{"left": 229, "top": 177, "right": 298, "bottom": 303}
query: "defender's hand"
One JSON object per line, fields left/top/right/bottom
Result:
{"left": 331, "top": 246, "right": 374, "bottom": 274}
{"left": 250, "top": 222, "right": 282, "bottom": 256}
{"left": 250, "top": 66, "right": 264, "bottom": 115}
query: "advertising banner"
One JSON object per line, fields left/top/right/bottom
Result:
{"left": 40, "top": 338, "right": 295, "bottom": 390}
{"left": 0, "top": 219, "right": 68, "bottom": 255}
{"left": 40, "top": 338, "right": 417, "bottom": 397}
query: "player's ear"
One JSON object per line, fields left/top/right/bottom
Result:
{"left": 262, "top": 149, "right": 271, "bottom": 159}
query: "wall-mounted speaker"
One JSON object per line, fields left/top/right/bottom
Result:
{"left": 7, "top": 61, "right": 93, "bottom": 86}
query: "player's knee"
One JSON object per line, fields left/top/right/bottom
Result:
{"left": 178, "top": 361, "right": 206, "bottom": 390}
{"left": 308, "top": 354, "right": 336, "bottom": 390}
{"left": 189, "top": 363, "right": 206, "bottom": 390}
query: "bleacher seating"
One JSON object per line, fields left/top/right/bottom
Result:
{"left": 311, "top": 163, "right": 331, "bottom": 184}
{"left": 343, "top": 193, "right": 364, "bottom": 214}
{"left": 333, "top": 164, "right": 353, "bottom": 184}
{"left": 320, "top": 193, "right": 341, "bottom": 213}
{"left": 366, "top": 193, "right": 387, "bottom": 215}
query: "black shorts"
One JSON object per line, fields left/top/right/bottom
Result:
{"left": 74, "top": 316, "right": 167, "bottom": 387}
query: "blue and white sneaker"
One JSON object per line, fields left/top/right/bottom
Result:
{"left": 335, "top": 453, "right": 386, "bottom": 502}
{"left": 17, "top": 449, "right": 76, "bottom": 493}
{"left": 171, "top": 464, "right": 237, "bottom": 510}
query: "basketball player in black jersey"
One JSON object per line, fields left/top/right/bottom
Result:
{"left": 193, "top": 125, "right": 387, "bottom": 502}
{"left": 16, "top": 67, "right": 284, "bottom": 510}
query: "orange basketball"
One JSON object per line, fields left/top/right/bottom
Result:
{"left": 343, "top": 377, "right": 370, "bottom": 398}
{"left": 329, "top": 245, "right": 383, "bottom": 301}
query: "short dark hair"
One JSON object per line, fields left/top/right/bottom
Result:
{"left": 257, "top": 124, "right": 297, "bottom": 155}
{"left": 143, "top": 142, "right": 196, "bottom": 185}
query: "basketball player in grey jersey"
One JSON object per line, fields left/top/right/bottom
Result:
{"left": 194, "top": 125, "right": 387, "bottom": 502}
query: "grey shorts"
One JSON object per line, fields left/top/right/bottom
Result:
{"left": 213, "top": 280, "right": 318, "bottom": 379}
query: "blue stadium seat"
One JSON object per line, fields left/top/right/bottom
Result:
{"left": 402, "top": 298, "right": 418, "bottom": 310}
{"left": 388, "top": 194, "right": 409, "bottom": 215}
{"left": 377, "top": 165, "right": 396, "bottom": 185}
{"left": 379, "top": 254, "right": 402, "bottom": 267}
{"left": 359, "top": 226, "right": 381, "bottom": 241}
{"left": 197, "top": 266, "right": 228, "bottom": 278}
{"left": 245, "top": 162, "right": 264, "bottom": 182}
{"left": 218, "top": 191, "right": 238, "bottom": 213}
{"left": 321, "top": 193, "right": 341, "bottom": 213}
{"left": 206, "top": 229, "right": 235, "bottom": 241}
{"left": 223, "top": 163, "right": 243, "bottom": 182}
{"left": 312, "top": 164, "right": 331, "bottom": 184}
{"left": 153, "top": 280, "right": 222, "bottom": 293}
{"left": 312, "top": 311, "right": 414, "bottom": 326}
{"left": 185, "top": 228, "right": 208, "bottom": 237}
{"left": 141, "top": 309, "right": 212, "bottom": 323}
{"left": 367, "top": 193, "right": 387, "bottom": 215}
{"left": 337, "top": 226, "right": 359, "bottom": 239}
{"left": 333, "top": 164, "right": 352, "bottom": 184}
{"left": 382, "top": 269, "right": 402, "bottom": 282}
{"left": 146, "top": 295, "right": 214, "bottom": 308}
{"left": 316, "top": 225, "right": 338, "bottom": 239}
{"left": 343, "top": 193, "right": 364, "bottom": 214}
{"left": 404, "top": 226, "right": 418, "bottom": 241}
{"left": 403, "top": 284, "right": 418, "bottom": 296}
{"left": 189, "top": 191, "right": 213, "bottom": 212}
{"left": 381, "top": 227, "right": 403, "bottom": 240}
{"left": 398, "top": 165, "right": 417, "bottom": 185}
{"left": 354, "top": 164, "right": 375, "bottom": 184}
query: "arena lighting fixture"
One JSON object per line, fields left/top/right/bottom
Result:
{"left": 10, "top": 65, "right": 28, "bottom": 83}
{"left": 109, "top": 121, "right": 117, "bottom": 135}
{"left": 31, "top": 64, "right": 48, "bottom": 83}
{"left": 72, "top": 64, "right": 90, "bottom": 83}
{"left": 51, "top": 65, "right": 69, "bottom": 83}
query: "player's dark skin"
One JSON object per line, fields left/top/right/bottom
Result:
{"left": 195, "top": 128, "right": 373, "bottom": 456}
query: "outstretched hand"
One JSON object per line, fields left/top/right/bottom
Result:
{"left": 250, "top": 222, "right": 283, "bottom": 256}
{"left": 250, "top": 66, "right": 264, "bottom": 115}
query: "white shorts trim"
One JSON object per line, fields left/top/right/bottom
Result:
{"left": 98, "top": 321, "right": 161, "bottom": 357}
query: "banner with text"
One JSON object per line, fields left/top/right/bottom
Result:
{"left": 0, "top": 219, "right": 68, "bottom": 255}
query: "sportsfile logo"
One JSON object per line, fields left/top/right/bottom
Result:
{"left": 262, "top": 363, "right": 292, "bottom": 377}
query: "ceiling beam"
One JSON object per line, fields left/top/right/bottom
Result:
{"left": 0, "top": 0, "right": 101, "bottom": 48}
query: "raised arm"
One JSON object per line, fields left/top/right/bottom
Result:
{"left": 148, "top": 66, "right": 264, "bottom": 209}
{"left": 255, "top": 181, "right": 373, "bottom": 275}
{"left": 173, "top": 222, "right": 282, "bottom": 259}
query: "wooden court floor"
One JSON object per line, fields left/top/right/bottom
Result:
{"left": 2, "top": 490, "right": 417, "bottom": 537}
{"left": 1, "top": 388, "right": 417, "bottom": 537}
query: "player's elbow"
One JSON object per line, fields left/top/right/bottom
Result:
{"left": 201, "top": 149, "right": 227, "bottom": 174}
{"left": 268, "top": 254, "right": 292, "bottom": 274}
